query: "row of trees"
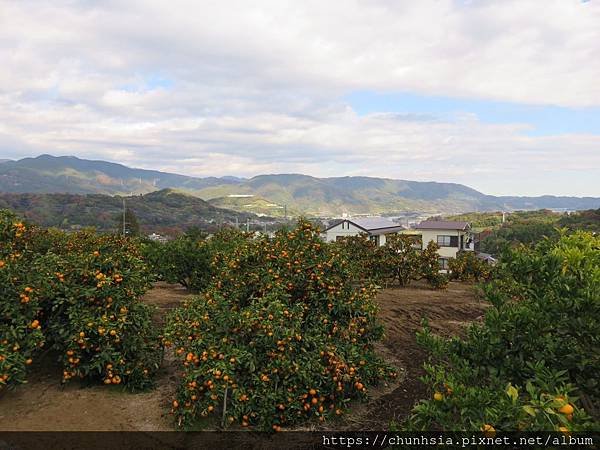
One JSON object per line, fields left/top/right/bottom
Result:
{"left": 0, "top": 210, "right": 162, "bottom": 392}
{"left": 334, "top": 234, "right": 492, "bottom": 288}
{"left": 143, "top": 230, "right": 494, "bottom": 294}
{"left": 333, "top": 234, "right": 449, "bottom": 288}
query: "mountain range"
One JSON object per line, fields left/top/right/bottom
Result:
{"left": 1, "top": 154, "right": 599, "bottom": 216}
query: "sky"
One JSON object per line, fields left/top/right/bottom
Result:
{"left": 1, "top": 0, "right": 599, "bottom": 196}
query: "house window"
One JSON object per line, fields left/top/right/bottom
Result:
{"left": 335, "top": 236, "right": 345, "bottom": 242}
{"left": 438, "top": 258, "right": 449, "bottom": 270}
{"left": 369, "top": 235, "right": 380, "bottom": 246}
{"left": 437, "top": 235, "right": 458, "bottom": 247}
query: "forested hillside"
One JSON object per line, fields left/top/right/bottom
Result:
{"left": 0, "top": 189, "right": 268, "bottom": 235}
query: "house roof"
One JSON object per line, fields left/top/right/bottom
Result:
{"left": 414, "top": 220, "right": 470, "bottom": 231}
{"left": 476, "top": 252, "right": 496, "bottom": 261}
{"left": 324, "top": 216, "right": 405, "bottom": 233}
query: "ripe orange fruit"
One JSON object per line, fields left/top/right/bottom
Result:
{"left": 559, "top": 404, "right": 574, "bottom": 415}
{"left": 309, "top": 388, "right": 317, "bottom": 396}
{"left": 481, "top": 424, "right": 495, "bottom": 437}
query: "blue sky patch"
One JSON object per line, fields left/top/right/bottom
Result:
{"left": 346, "top": 91, "right": 600, "bottom": 137}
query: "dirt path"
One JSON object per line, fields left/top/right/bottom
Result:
{"left": 348, "top": 281, "right": 488, "bottom": 429}
{"left": 0, "top": 281, "right": 487, "bottom": 431}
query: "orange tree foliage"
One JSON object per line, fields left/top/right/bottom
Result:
{"left": 419, "top": 241, "right": 449, "bottom": 289}
{"left": 335, "top": 233, "right": 448, "bottom": 289}
{"left": 164, "top": 220, "right": 396, "bottom": 430}
{"left": 408, "top": 231, "right": 600, "bottom": 432}
{"left": 331, "top": 234, "right": 389, "bottom": 283}
{"left": 0, "top": 210, "right": 162, "bottom": 391}
{"left": 448, "top": 250, "right": 491, "bottom": 282}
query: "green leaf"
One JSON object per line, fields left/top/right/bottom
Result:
{"left": 506, "top": 384, "right": 519, "bottom": 403}
{"left": 522, "top": 405, "right": 537, "bottom": 417}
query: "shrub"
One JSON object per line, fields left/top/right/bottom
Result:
{"left": 448, "top": 251, "right": 491, "bottom": 282}
{"left": 419, "top": 241, "right": 448, "bottom": 289}
{"left": 142, "top": 234, "right": 210, "bottom": 291}
{"left": 142, "top": 228, "right": 246, "bottom": 292}
{"left": 333, "top": 234, "right": 388, "bottom": 283}
{"left": 381, "top": 234, "right": 421, "bottom": 287}
{"left": 164, "top": 219, "right": 395, "bottom": 430}
{"left": 407, "top": 231, "right": 600, "bottom": 432}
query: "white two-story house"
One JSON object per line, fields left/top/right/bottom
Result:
{"left": 323, "top": 217, "right": 405, "bottom": 246}
{"left": 414, "top": 220, "right": 473, "bottom": 270}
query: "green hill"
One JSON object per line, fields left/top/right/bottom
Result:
{"left": 0, "top": 189, "right": 268, "bottom": 235}
{"left": 208, "top": 195, "right": 301, "bottom": 217}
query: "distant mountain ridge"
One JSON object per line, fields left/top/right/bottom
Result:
{"left": 0, "top": 154, "right": 241, "bottom": 195}
{"left": 1, "top": 154, "right": 599, "bottom": 216}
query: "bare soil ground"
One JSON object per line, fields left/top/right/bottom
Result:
{"left": 0, "top": 281, "right": 487, "bottom": 431}
{"left": 340, "top": 280, "right": 488, "bottom": 430}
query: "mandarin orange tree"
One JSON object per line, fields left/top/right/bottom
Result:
{"left": 419, "top": 241, "right": 449, "bottom": 289}
{"left": 45, "top": 231, "right": 162, "bottom": 389}
{"left": 0, "top": 210, "right": 162, "bottom": 391}
{"left": 380, "top": 234, "right": 420, "bottom": 287}
{"left": 332, "top": 234, "right": 389, "bottom": 283}
{"left": 407, "top": 231, "right": 600, "bottom": 432}
{"left": 164, "top": 219, "right": 396, "bottom": 430}
{"left": 447, "top": 251, "right": 491, "bottom": 282}
{"left": 0, "top": 211, "right": 47, "bottom": 390}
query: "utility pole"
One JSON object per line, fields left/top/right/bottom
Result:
{"left": 235, "top": 216, "right": 239, "bottom": 229}
{"left": 122, "top": 198, "right": 126, "bottom": 235}
{"left": 246, "top": 218, "right": 250, "bottom": 232}
{"left": 284, "top": 204, "right": 287, "bottom": 221}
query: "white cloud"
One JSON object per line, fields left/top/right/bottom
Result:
{"left": 0, "top": 0, "right": 599, "bottom": 196}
